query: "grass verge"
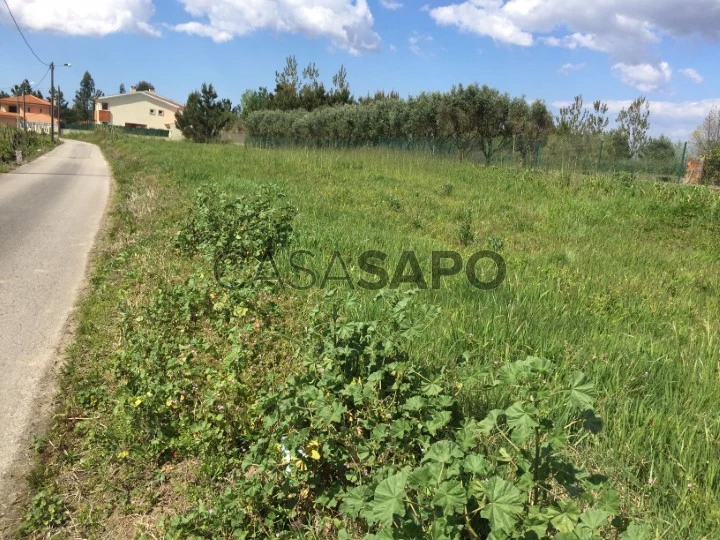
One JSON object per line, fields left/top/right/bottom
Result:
{"left": 18, "top": 132, "right": 720, "bottom": 538}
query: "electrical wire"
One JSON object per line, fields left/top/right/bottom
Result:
{"left": 2, "top": 0, "right": 49, "bottom": 67}
{"left": 32, "top": 67, "right": 51, "bottom": 91}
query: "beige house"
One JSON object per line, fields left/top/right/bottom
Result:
{"left": 94, "top": 86, "right": 184, "bottom": 139}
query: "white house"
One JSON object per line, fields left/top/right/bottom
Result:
{"left": 94, "top": 86, "right": 184, "bottom": 139}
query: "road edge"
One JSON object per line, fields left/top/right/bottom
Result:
{"left": 0, "top": 141, "right": 116, "bottom": 537}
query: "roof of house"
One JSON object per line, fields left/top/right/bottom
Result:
{"left": 96, "top": 90, "right": 184, "bottom": 110}
{"left": 0, "top": 95, "right": 50, "bottom": 106}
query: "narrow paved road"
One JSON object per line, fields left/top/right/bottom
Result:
{"left": 0, "top": 140, "right": 110, "bottom": 526}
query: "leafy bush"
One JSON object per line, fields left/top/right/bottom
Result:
{"left": 457, "top": 210, "right": 474, "bottom": 246}
{"left": 386, "top": 195, "right": 402, "bottom": 211}
{"left": 165, "top": 290, "right": 647, "bottom": 539}
{"left": 0, "top": 137, "right": 13, "bottom": 162}
{"left": 177, "top": 185, "right": 296, "bottom": 288}
{"left": 705, "top": 146, "right": 720, "bottom": 185}
{"left": 0, "top": 127, "right": 53, "bottom": 164}
{"left": 19, "top": 489, "right": 67, "bottom": 533}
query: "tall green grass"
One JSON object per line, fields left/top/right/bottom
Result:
{"left": 33, "top": 134, "right": 720, "bottom": 536}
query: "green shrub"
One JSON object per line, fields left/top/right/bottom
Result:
{"left": 165, "top": 290, "right": 647, "bottom": 539}
{"left": 177, "top": 185, "right": 297, "bottom": 289}
{"left": 19, "top": 489, "right": 67, "bottom": 533}
{"left": 705, "top": 147, "right": 720, "bottom": 185}
{"left": 457, "top": 210, "right": 474, "bottom": 246}
{"left": 0, "top": 137, "right": 13, "bottom": 162}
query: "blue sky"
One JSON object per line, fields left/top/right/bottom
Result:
{"left": 1, "top": 0, "right": 719, "bottom": 138}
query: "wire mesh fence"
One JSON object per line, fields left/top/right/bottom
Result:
{"left": 60, "top": 123, "right": 170, "bottom": 138}
{"left": 245, "top": 135, "right": 688, "bottom": 181}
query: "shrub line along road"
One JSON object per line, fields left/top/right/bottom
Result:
{"left": 0, "top": 140, "right": 110, "bottom": 527}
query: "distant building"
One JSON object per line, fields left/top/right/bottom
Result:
{"left": 93, "top": 86, "right": 184, "bottom": 139}
{"left": 0, "top": 94, "right": 58, "bottom": 133}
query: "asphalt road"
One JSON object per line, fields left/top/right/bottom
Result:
{"left": 0, "top": 140, "right": 110, "bottom": 525}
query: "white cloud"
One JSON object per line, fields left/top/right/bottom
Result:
{"left": 551, "top": 97, "right": 720, "bottom": 138}
{"left": 408, "top": 32, "right": 433, "bottom": 55}
{"left": 1, "top": 0, "right": 159, "bottom": 36}
{"left": 558, "top": 62, "right": 585, "bottom": 75}
{"left": 612, "top": 61, "right": 672, "bottom": 92}
{"left": 428, "top": 1, "right": 720, "bottom": 65}
{"left": 379, "top": 0, "right": 403, "bottom": 9}
{"left": 429, "top": 1, "right": 533, "bottom": 46}
{"left": 173, "top": 0, "right": 380, "bottom": 54}
{"left": 680, "top": 68, "right": 704, "bottom": 84}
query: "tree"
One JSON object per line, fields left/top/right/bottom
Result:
{"left": 299, "top": 62, "right": 326, "bottom": 111}
{"left": 643, "top": 135, "right": 675, "bottom": 162}
{"left": 438, "top": 84, "right": 476, "bottom": 159}
{"left": 73, "top": 71, "right": 101, "bottom": 123}
{"left": 175, "top": 83, "right": 233, "bottom": 142}
{"left": 136, "top": 80, "right": 155, "bottom": 91}
{"left": 329, "top": 65, "right": 353, "bottom": 106}
{"left": 556, "top": 95, "right": 608, "bottom": 136}
{"left": 119, "top": 83, "right": 126, "bottom": 94}
{"left": 11, "top": 79, "right": 42, "bottom": 98}
{"left": 691, "top": 107, "right": 720, "bottom": 158}
{"left": 616, "top": 96, "right": 650, "bottom": 158}
{"left": 273, "top": 56, "right": 300, "bottom": 111}
{"left": 510, "top": 98, "right": 554, "bottom": 164}
{"left": 471, "top": 84, "right": 512, "bottom": 165}
{"left": 48, "top": 88, "right": 70, "bottom": 121}
{"left": 0, "top": 90, "right": 8, "bottom": 98}
{"left": 408, "top": 92, "right": 442, "bottom": 152}
{"left": 585, "top": 100, "right": 609, "bottom": 135}
{"left": 603, "top": 129, "right": 631, "bottom": 161}
{"left": 556, "top": 95, "right": 582, "bottom": 136}
{"left": 239, "top": 87, "right": 272, "bottom": 119}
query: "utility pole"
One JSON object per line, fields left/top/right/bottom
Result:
{"left": 50, "top": 63, "right": 71, "bottom": 141}
{"left": 57, "top": 85, "right": 61, "bottom": 140}
{"left": 50, "top": 61, "right": 55, "bottom": 142}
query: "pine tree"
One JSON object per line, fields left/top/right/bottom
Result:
{"left": 175, "top": 83, "right": 233, "bottom": 142}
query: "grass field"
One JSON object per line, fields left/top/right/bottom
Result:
{"left": 19, "top": 134, "right": 720, "bottom": 538}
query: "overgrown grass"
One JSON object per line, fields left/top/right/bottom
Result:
{"left": 0, "top": 127, "right": 58, "bottom": 172}
{"left": 20, "top": 133, "right": 720, "bottom": 537}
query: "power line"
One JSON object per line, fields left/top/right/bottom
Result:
{"left": 33, "top": 67, "right": 51, "bottom": 91}
{"left": 2, "top": 0, "right": 49, "bottom": 67}
{"left": 0, "top": 66, "right": 50, "bottom": 93}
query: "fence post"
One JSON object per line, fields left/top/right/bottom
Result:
{"left": 677, "top": 141, "right": 687, "bottom": 181}
{"left": 597, "top": 137, "right": 604, "bottom": 171}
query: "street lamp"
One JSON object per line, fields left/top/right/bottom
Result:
{"left": 50, "top": 62, "right": 71, "bottom": 142}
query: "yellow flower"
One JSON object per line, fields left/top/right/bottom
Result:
{"left": 133, "top": 398, "right": 143, "bottom": 407}
{"left": 294, "top": 458, "right": 307, "bottom": 471}
{"left": 305, "top": 440, "right": 321, "bottom": 461}
{"left": 117, "top": 450, "right": 129, "bottom": 459}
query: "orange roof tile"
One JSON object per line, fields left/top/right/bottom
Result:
{"left": 0, "top": 95, "right": 50, "bottom": 106}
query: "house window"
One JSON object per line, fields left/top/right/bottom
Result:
{"left": 149, "top": 108, "right": 155, "bottom": 115}
{"left": 9, "top": 105, "right": 17, "bottom": 113}
{"left": 27, "top": 107, "right": 31, "bottom": 112}
{"left": 102, "top": 102, "right": 109, "bottom": 110}
{"left": 158, "top": 109, "right": 164, "bottom": 116}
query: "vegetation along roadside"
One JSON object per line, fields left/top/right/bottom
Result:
{"left": 17, "top": 131, "right": 720, "bottom": 538}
